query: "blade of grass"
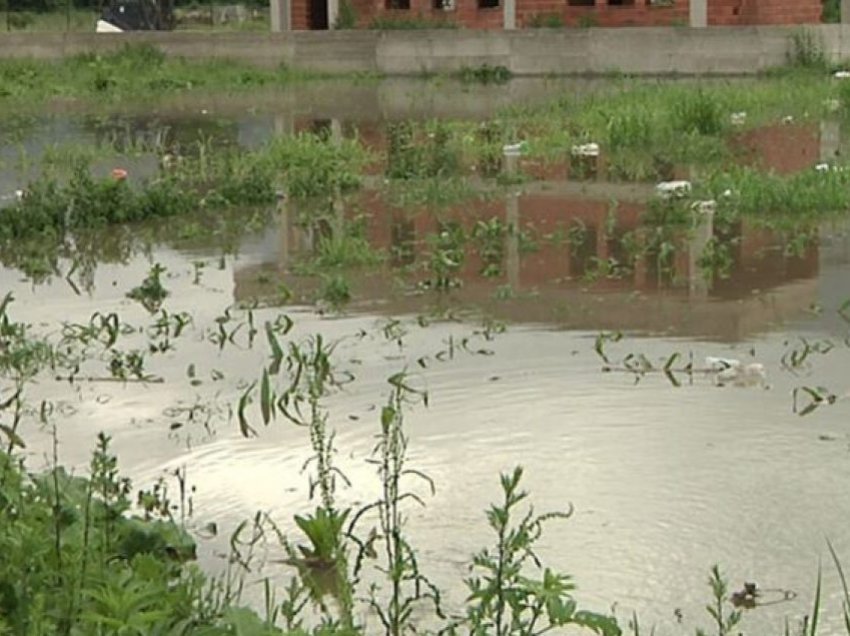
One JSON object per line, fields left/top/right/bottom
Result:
{"left": 809, "top": 559, "right": 822, "bottom": 636}
{"left": 827, "top": 539, "right": 850, "bottom": 634}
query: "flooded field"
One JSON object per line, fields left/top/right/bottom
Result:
{"left": 3, "top": 73, "right": 850, "bottom": 634}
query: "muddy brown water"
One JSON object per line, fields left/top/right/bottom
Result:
{"left": 3, "top": 79, "right": 850, "bottom": 634}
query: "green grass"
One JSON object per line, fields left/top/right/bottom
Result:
{"left": 0, "top": 43, "right": 326, "bottom": 106}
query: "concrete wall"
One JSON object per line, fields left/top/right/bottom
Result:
{"left": 0, "top": 25, "right": 846, "bottom": 75}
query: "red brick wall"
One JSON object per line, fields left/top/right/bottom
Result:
{"left": 295, "top": 0, "right": 822, "bottom": 29}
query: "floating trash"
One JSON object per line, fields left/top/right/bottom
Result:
{"left": 782, "top": 115, "right": 794, "bottom": 124}
{"left": 111, "top": 168, "right": 128, "bottom": 181}
{"left": 655, "top": 180, "right": 691, "bottom": 199}
{"left": 502, "top": 142, "right": 526, "bottom": 156}
{"left": 834, "top": 70, "right": 850, "bottom": 79}
{"left": 730, "top": 112, "right": 747, "bottom": 126}
{"left": 706, "top": 357, "right": 767, "bottom": 388}
{"left": 571, "top": 142, "right": 600, "bottom": 157}
{"left": 815, "top": 162, "right": 830, "bottom": 172}
{"left": 691, "top": 199, "right": 717, "bottom": 215}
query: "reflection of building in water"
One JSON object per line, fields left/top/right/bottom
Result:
{"left": 233, "top": 118, "right": 831, "bottom": 340}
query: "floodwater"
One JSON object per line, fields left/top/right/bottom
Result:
{"left": 3, "top": 79, "right": 850, "bottom": 635}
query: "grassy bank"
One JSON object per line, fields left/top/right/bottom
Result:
{"left": 0, "top": 44, "right": 334, "bottom": 106}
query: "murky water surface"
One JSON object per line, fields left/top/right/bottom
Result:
{"left": 3, "top": 78, "right": 850, "bottom": 634}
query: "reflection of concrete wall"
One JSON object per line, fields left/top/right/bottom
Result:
{"left": 3, "top": 26, "right": 849, "bottom": 75}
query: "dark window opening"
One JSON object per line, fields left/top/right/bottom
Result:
{"left": 567, "top": 0, "right": 594, "bottom": 6}
{"left": 608, "top": 0, "right": 633, "bottom": 5}
{"left": 385, "top": 0, "right": 410, "bottom": 9}
{"left": 478, "top": 0, "right": 499, "bottom": 9}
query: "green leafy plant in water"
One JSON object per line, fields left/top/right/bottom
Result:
{"left": 0, "top": 293, "right": 55, "bottom": 382}
{"left": 458, "top": 466, "right": 620, "bottom": 636}
{"left": 319, "top": 274, "right": 353, "bottom": 311}
{"left": 354, "top": 372, "right": 441, "bottom": 636}
{"left": 126, "top": 263, "right": 170, "bottom": 313}
{"left": 287, "top": 507, "right": 352, "bottom": 608}
{"left": 472, "top": 217, "right": 507, "bottom": 278}
{"left": 696, "top": 565, "right": 743, "bottom": 636}
{"left": 0, "top": 431, "right": 266, "bottom": 635}
{"left": 427, "top": 223, "right": 466, "bottom": 290}
{"left": 697, "top": 236, "right": 734, "bottom": 282}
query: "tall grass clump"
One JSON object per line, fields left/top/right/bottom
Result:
{"left": 263, "top": 134, "right": 369, "bottom": 200}
{"left": 787, "top": 28, "right": 827, "bottom": 70}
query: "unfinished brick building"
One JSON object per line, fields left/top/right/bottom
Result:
{"left": 293, "top": 0, "right": 822, "bottom": 31}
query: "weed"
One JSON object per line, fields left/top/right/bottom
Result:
{"left": 458, "top": 467, "right": 620, "bottom": 636}
{"left": 458, "top": 64, "right": 513, "bottom": 85}
{"left": 335, "top": 0, "right": 358, "bottom": 28}
{"left": 126, "top": 263, "right": 170, "bottom": 313}
{"left": 788, "top": 29, "right": 827, "bottom": 69}
{"left": 528, "top": 12, "right": 564, "bottom": 27}
{"left": 696, "top": 566, "right": 743, "bottom": 636}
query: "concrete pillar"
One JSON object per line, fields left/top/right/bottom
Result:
{"left": 328, "top": 0, "right": 339, "bottom": 29}
{"left": 820, "top": 119, "right": 841, "bottom": 163}
{"left": 503, "top": 146, "right": 520, "bottom": 289}
{"left": 689, "top": 0, "right": 707, "bottom": 28}
{"left": 270, "top": 0, "right": 291, "bottom": 32}
{"left": 503, "top": 0, "right": 516, "bottom": 30}
{"left": 273, "top": 113, "right": 295, "bottom": 137}
{"left": 278, "top": 196, "right": 291, "bottom": 268}
{"left": 688, "top": 205, "right": 714, "bottom": 299}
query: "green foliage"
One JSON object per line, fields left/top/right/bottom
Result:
{"left": 527, "top": 12, "right": 564, "bottom": 27}
{"left": 788, "top": 28, "right": 827, "bottom": 69}
{"left": 127, "top": 263, "right": 170, "bottom": 314}
{"left": 823, "top": 0, "right": 840, "bottom": 22}
{"left": 368, "top": 15, "right": 457, "bottom": 29}
{"left": 335, "top": 0, "right": 357, "bottom": 28}
{"left": 427, "top": 223, "right": 466, "bottom": 290}
{"left": 386, "top": 121, "right": 462, "bottom": 179}
{"left": 0, "top": 44, "right": 319, "bottom": 105}
{"left": 671, "top": 90, "right": 726, "bottom": 136}
{"left": 319, "top": 274, "right": 353, "bottom": 310}
{"left": 460, "top": 467, "right": 620, "bottom": 636}
{"left": 0, "top": 433, "right": 269, "bottom": 635}
{"left": 264, "top": 134, "right": 367, "bottom": 200}
{"left": 695, "top": 566, "right": 743, "bottom": 636}
{"left": 458, "top": 64, "right": 512, "bottom": 85}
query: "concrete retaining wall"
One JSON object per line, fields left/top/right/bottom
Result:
{"left": 1, "top": 25, "right": 849, "bottom": 75}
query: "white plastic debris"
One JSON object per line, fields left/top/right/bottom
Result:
{"left": 730, "top": 112, "right": 747, "bottom": 126}
{"left": 705, "top": 357, "right": 767, "bottom": 388}
{"left": 655, "top": 180, "right": 691, "bottom": 199}
{"left": 691, "top": 199, "right": 717, "bottom": 215}
{"left": 502, "top": 142, "right": 526, "bottom": 156}
{"left": 834, "top": 70, "right": 850, "bottom": 79}
{"left": 14, "top": 189, "right": 23, "bottom": 200}
{"left": 706, "top": 356, "right": 740, "bottom": 370}
{"left": 816, "top": 162, "right": 830, "bottom": 172}
{"left": 571, "top": 142, "right": 600, "bottom": 157}
{"left": 782, "top": 115, "right": 794, "bottom": 124}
